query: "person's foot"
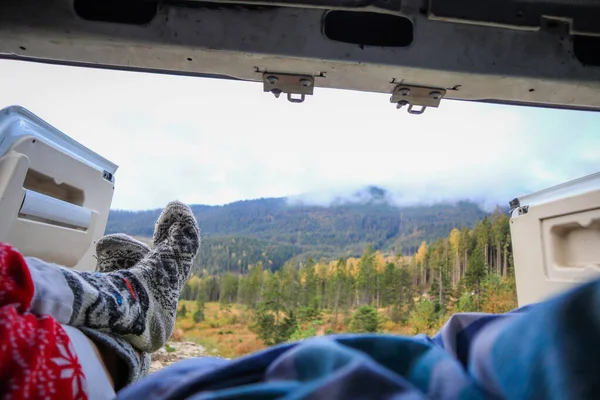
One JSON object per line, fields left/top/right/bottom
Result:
{"left": 27, "top": 200, "right": 200, "bottom": 352}
{"left": 95, "top": 234, "right": 150, "bottom": 273}
{"left": 88, "top": 234, "right": 153, "bottom": 386}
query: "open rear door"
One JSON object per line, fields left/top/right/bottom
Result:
{"left": 0, "top": 106, "right": 117, "bottom": 271}
{"left": 510, "top": 173, "right": 600, "bottom": 306}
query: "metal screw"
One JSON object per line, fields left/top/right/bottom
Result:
{"left": 399, "top": 88, "right": 410, "bottom": 96}
{"left": 266, "top": 76, "right": 278, "bottom": 84}
{"left": 299, "top": 78, "right": 312, "bottom": 87}
{"left": 430, "top": 91, "right": 442, "bottom": 100}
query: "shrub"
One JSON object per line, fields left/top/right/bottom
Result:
{"left": 407, "top": 299, "right": 437, "bottom": 335}
{"left": 455, "top": 292, "right": 477, "bottom": 313}
{"left": 228, "top": 313, "right": 239, "bottom": 325}
{"left": 296, "top": 305, "right": 322, "bottom": 324}
{"left": 165, "top": 343, "right": 177, "bottom": 352}
{"left": 193, "top": 309, "right": 205, "bottom": 323}
{"left": 249, "top": 306, "right": 297, "bottom": 346}
{"left": 349, "top": 305, "right": 381, "bottom": 333}
{"left": 176, "top": 304, "right": 188, "bottom": 318}
{"left": 289, "top": 322, "right": 318, "bottom": 342}
{"left": 170, "top": 328, "right": 184, "bottom": 342}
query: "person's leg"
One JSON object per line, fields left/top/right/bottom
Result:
{"left": 22, "top": 230, "right": 153, "bottom": 387}
{"left": 80, "top": 326, "right": 151, "bottom": 389}
{"left": 61, "top": 325, "right": 117, "bottom": 399}
{"left": 0, "top": 202, "right": 197, "bottom": 398}
{"left": 25, "top": 200, "right": 201, "bottom": 352}
{"left": 0, "top": 239, "right": 155, "bottom": 399}
{"left": 85, "top": 233, "right": 153, "bottom": 387}
{"left": 0, "top": 242, "right": 94, "bottom": 399}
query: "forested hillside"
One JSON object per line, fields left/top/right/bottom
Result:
{"left": 107, "top": 190, "right": 497, "bottom": 273}
{"left": 174, "top": 210, "right": 516, "bottom": 353}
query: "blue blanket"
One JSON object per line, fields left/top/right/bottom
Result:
{"left": 117, "top": 279, "right": 600, "bottom": 399}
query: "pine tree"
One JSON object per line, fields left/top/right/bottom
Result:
{"left": 261, "top": 271, "right": 283, "bottom": 318}
{"left": 429, "top": 264, "right": 451, "bottom": 315}
{"left": 251, "top": 270, "right": 298, "bottom": 345}
{"left": 356, "top": 245, "right": 376, "bottom": 305}
{"left": 220, "top": 272, "right": 238, "bottom": 305}
{"left": 465, "top": 246, "right": 487, "bottom": 311}
{"left": 193, "top": 288, "right": 206, "bottom": 323}
{"left": 244, "top": 262, "right": 264, "bottom": 308}
{"left": 382, "top": 262, "right": 399, "bottom": 307}
{"left": 177, "top": 304, "right": 188, "bottom": 318}
{"left": 301, "top": 257, "right": 318, "bottom": 308}
{"left": 280, "top": 261, "right": 300, "bottom": 310}
{"left": 349, "top": 305, "right": 380, "bottom": 333}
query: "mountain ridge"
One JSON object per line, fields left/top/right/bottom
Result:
{"left": 106, "top": 193, "right": 503, "bottom": 274}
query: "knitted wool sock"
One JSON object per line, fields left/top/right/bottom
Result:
{"left": 27, "top": 200, "right": 200, "bottom": 353}
{"left": 81, "top": 234, "right": 153, "bottom": 387}
{"left": 80, "top": 327, "right": 151, "bottom": 387}
{"left": 94, "top": 234, "right": 150, "bottom": 273}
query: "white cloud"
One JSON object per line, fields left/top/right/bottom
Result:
{"left": 0, "top": 59, "right": 598, "bottom": 210}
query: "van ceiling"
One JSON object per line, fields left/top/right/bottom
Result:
{"left": 1, "top": 0, "right": 600, "bottom": 113}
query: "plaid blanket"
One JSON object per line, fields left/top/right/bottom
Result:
{"left": 117, "top": 278, "right": 600, "bottom": 400}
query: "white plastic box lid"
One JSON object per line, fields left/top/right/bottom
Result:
{"left": 0, "top": 105, "right": 117, "bottom": 179}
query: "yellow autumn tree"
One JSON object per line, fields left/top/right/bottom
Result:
{"left": 415, "top": 241, "right": 428, "bottom": 286}
{"left": 315, "top": 261, "right": 328, "bottom": 278}
{"left": 374, "top": 251, "right": 386, "bottom": 272}
{"left": 325, "top": 260, "right": 338, "bottom": 278}
{"left": 449, "top": 228, "right": 461, "bottom": 285}
{"left": 449, "top": 228, "right": 461, "bottom": 251}
{"left": 346, "top": 257, "right": 360, "bottom": 278}
{"left": 415, "top": 241, "right": 428, "bottom": 264}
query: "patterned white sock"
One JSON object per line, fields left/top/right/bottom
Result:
{"left": 83, "top": 234, "right": 153, "bottom": 385}
{"left": 94, "top": 234, "right": 150, "bottom": 273}
{"left": 27, "top": 201, "right": 200, "bottom": 352}
{"left": 80, "top": 327, "right": 151, "bottom": 385}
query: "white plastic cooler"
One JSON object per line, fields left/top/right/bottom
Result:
{"left": 0, "top": 106, "right": 117, "bottom": 271}
{"left": 510, "top": 172, "right": 600, "bottom": 306}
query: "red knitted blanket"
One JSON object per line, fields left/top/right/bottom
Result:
{"left": 0, "top": 243, "right": 88, "bottom": 400}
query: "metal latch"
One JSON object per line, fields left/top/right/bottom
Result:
{"left": 102, "top": 170, "right": 114, "bottom": 183}
{"left": 263, "top": 73, "right": 314, "bottom": 103}
{"left": 390, "top": 85, "right": 447, "bottom": 115}
{"left": 509, "top": 198, "right": 528, "bottom": 216}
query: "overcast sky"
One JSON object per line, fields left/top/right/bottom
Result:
{"left": 0, "top": 59, "right": 598, "bottom": 211}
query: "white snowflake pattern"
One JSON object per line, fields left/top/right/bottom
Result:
{"left": 51, "top": 337, "right": 89, "bottom": 399}
{"left": 0, "top": 243, "right": 90, "bottom": 400}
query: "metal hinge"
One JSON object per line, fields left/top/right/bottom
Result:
{"left": 263, "top": 73, "right": 314, "bottom": 103}
{"left": 390, "top": 85, "right": 447, "bottom": 115}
